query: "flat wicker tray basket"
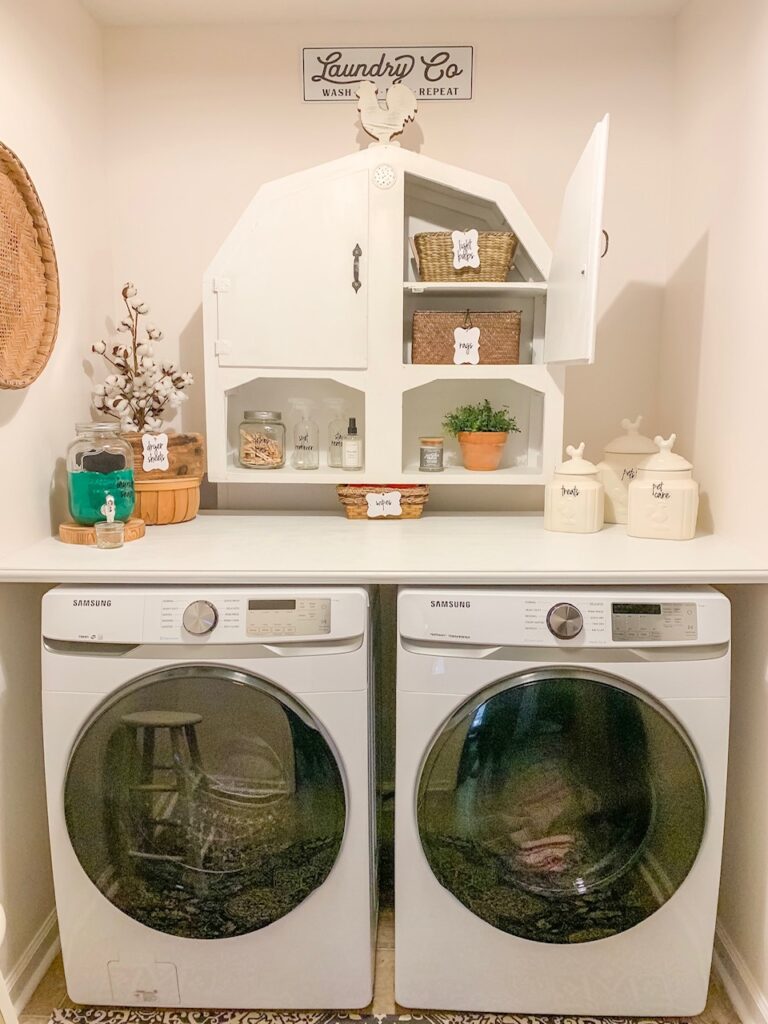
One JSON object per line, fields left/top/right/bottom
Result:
{"left": 413, "top": 310, "right": 521, "bottom": 365}
{"left": 0, "top": 141, "right": 59, "bottom": 389}
{"left": 336, "top": 484, "right": 429, "bottom": 520}
{"left": 413, "top": 231, "right": 517, "bottom": 282}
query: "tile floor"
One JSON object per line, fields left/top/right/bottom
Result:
{"left": 20, "top": 909, "right": 739, "bottom": 1023}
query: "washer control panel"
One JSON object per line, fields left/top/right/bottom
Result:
{"left": 611, "top": 602, "right": 697, "bottom": 641}
{"left": 246, "top": 598, "right": 331, "bottom": 638}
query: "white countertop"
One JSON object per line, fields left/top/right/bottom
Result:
{"left": 0, "top": 511, "right": 765, "bottom": 585}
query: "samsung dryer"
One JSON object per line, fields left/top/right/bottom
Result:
{"left": 395, "top": 586, "right": 730, "bottom": 1016}
{"left": 42, "top": 586, "right": 376, "bottom": 1009}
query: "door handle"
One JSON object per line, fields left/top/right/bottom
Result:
{"left": 352, "top": 244, "right": 362, "bottom": 293}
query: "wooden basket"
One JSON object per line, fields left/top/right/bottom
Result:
{"left": 134, "top": 477, "right": 201, "bottom": 526}
{"left": 336, "top": 484, "right": 429, "bottom": 520}
{"left": 413, "top": 231, "right": 517, "bottom": 282}
{"left": 0, "top": 141, "right": 59, "bottom": 389}
{"left": 412, "top": 310, "right": 521, "bottom": 365}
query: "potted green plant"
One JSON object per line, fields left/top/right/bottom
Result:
{"left": 442, "top": 399, "right": 520, "bottom": 471}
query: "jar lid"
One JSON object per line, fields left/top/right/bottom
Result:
{"left": 638, "top": 434, "right": 693, "bottom": 472}
{"left": 243, "top": 410, "right": 282, "bottom": 421}
{"left": 554, "top": 442, "right": 599, "bottom": 476}
{"left": 604, "top": 416, "right": 657, "bottom": 454}
{"left": 76, "top": 421, "right": 120, "bottom": 434}
{"left": 420, "top": 436, "right": 444, "bottom": 445}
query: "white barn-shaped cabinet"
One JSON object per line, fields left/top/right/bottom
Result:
{"left": 203, "top": 115, "right": 608, "bottom": 485}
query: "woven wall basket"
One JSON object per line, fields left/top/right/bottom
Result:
{"left": 0, "top": 141, "right": 59, "bottom": 389}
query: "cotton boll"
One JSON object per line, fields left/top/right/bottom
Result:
{"left": 122, "top": 282, "right": 137, "bottom": 299}
{"left": 92, "top": 340, "right": 107, "bottom": 355}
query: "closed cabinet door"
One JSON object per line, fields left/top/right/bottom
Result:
{"left": 544, "top": 114, "right": 609, "bottom": 365}
{"left": 216, "top": 169, "right": 369, "bottom": 369}
{"left": 64, "top": 665, "right": 346, "bottom": 939}
{"left": 417, "top": 668, "right": 706, "bottom": 944}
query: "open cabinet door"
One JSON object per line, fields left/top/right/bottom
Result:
{"left": 216, "top": 168, "right": 369, "bottom": 369}
{"left": 543, "top": 114, "right": 609, "bottom": 365}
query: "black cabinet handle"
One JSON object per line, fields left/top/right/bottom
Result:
{"left": 352, "top": 244, "right": 362, "bottom": 293}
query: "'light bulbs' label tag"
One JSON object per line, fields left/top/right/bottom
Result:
{"left": 453, "top": 326, "right": 480, "bottom": 364}
{"left": 142, "top": 432, "right": 169, "bottom": 472}
{"left": 451, "top": 229, "right": 480, "bottom": 270}
{"left": 366, "top": 491, "right": 402, "bottom": 518}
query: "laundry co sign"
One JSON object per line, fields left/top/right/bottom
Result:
{"left": 302, "top": 46, "right": 473, "bottom": 101}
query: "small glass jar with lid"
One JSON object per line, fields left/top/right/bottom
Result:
{"left": 239, "top": 411, "right": 286, "bottom": 469}
{"left": 544, "top": 442, "right": 605, "bottom": 534}
{"left": 419, "top": 436, "right": 444, "bottom": 472}
{"left": 66, "top": 422, "right": 136, "bottom": 525}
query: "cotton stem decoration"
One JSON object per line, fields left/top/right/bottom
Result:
{"left": 91, "top": 282, "right": 193, "bottom": 433}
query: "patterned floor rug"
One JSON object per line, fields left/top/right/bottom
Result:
{"left": 49, "top": 1006, "right": 686, "bottom": 1024}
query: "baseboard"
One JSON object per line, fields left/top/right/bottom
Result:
{"left": 714, "top": 921, "right": 768, "bottom": 1024}
{"left": 6, "top": 909, "right": 59, "bottom": 1013}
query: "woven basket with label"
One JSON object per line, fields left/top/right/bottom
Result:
{"left": 412, "top": 309, "right": 521, "bottom": 365}
{"left": 412, "top": 230, "right": 517, "bottom": 282}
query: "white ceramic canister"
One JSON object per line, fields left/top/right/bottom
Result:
{"left": 544, "top": 442, "right": 605, "bottom": 534}
{"left": 627, "top": 434, "right": 699, "bottom": 540}
{"left": 597, "top": 416, "right": 658, "bottom": 524}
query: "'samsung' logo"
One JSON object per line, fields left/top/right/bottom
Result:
{"left": 72, "top": 599, "right": 112, "bottom": 607}
{"left": 430, "top": 600, "right": 471, "bottom": 609}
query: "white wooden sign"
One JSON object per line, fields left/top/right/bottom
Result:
{"left": 303, "top": 47, "right": 473, "bottom": 101}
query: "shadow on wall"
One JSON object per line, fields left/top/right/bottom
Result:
{"left": 717, "top": 584, "right": 768, "bottom": 975}
{"left": 178, "top": 305, "right": 206, "bottom": 444}
{"left": 0, "top": 583, "right": 55, "bottom": 976}
{"left": 0, "top": 389, "right": 26, "bottom": 428}
{"left": 565, "top": 280, "right": 666, "bottom": 458}
{"left": 657, "top": 234, "right": 709, "bottom": 527}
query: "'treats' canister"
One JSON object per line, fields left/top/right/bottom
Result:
{"left": 544, "top": 442, "right": 605, "bottom": 534}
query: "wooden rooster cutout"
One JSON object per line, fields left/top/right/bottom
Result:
{"left": 356, "top": 81, "right": 418, "bottom": 144}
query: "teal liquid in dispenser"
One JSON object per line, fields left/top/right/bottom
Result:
{"left": 66, "top": 424, "right": 136, "bottom": 525}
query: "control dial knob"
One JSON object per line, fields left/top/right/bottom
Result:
{"left": 182, "top": 600, "right": 219, "bottom": 636}
{"left": 546, "top": 602, "right": 583, "bottom": 640}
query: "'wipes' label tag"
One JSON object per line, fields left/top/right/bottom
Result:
{"left": 453, "top": 326, "right": 480, "bottom": 364}
{"left": 366, "top": 491, "right": 402, "bottom": 518}
{"left": 451, "top": 229, "right": 480, "bottom": 270}
{"left": 142, "top": 432, "right": 169, "bottom": 472}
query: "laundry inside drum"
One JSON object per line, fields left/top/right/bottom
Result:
{"left": 417, "top": 673, "right": 706, "bottom": 944}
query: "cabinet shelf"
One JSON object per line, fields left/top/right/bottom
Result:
{"left": 403, "top": 281, "right": 547, "bottom": 297}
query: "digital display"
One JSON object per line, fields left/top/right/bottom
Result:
{"left": 612, "top": 603, "right": 662, "bottom": 616}
{"left": 248, "top": 600, "right": 296, "bottom": 611}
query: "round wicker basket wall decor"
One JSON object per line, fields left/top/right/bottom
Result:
{"left": 0, "top": 141, "right": 59, "bottom": 389}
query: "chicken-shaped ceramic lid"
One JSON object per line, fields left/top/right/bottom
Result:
{"left": 554, "top": 442, "right": 599, "bottom": 476}
{"left": 603, "top": 416, "right": 657, "bottom": 455}
{"left": 638, "top": 434, "right": 693, "bottom": 473}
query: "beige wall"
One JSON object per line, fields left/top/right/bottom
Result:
{"left": 102, "top": 16, "right": 675, "bottom": 510}
{"left": 0, "top": 0, "right": 108, "bottom": 995}
{"left": 662, "top": 0, "right": 768, "bottom": 1013}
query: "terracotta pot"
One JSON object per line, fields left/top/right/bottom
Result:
{"left": 457, "top": 431, "right": 509, "bottom": 471}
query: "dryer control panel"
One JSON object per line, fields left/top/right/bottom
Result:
{"left": 611, "top": 602, "right": 697, "bottom": 642}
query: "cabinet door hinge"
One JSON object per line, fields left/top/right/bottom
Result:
{"left": 214, "top": 339, "right": 232, "bottom": 356}
{"left": 213, "top": 277, "right": 231, "bottom": 294}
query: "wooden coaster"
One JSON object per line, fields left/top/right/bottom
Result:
{"left": 58, "top": 517, "right": 146, "bottom": 545}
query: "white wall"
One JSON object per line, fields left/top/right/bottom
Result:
{"left": 661, "top": 0, "right": 768, "bottom": 1016}
{"left": 0, "top": 0, "right": 109, "bottom": 998}
{"left": 102, "top": 16, "right": 674, "bottom": 510}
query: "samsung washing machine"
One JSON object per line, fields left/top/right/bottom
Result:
{"left": 395, "top": 586, "right": 730, "bottom": 1016}
{"left": 42, "top": 585, "right": 376, "bottom": 1009}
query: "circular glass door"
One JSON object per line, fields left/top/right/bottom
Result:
{"left": 417, "top": 670, "right": 706, "bottom": 944}
{"left": 65, "top": 665, "right": 346, "bottom": 939}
